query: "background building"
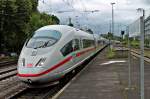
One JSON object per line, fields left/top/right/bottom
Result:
{"left": 145, "top": 16, "right": 150, "bottom": 39}
{"left": 144, "top": 16, "right": 150, "bottom": 47}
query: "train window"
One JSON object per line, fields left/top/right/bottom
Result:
{"left": 61, "top": 41, "right": 73, "bottom": 56}
{"left": 26, "top": 30, "right": 61, "bottom": 48}
{"left": 83, "top": 39, "right": 95, "bottom": 48}
{"left": 34, "top": 30, "right": 61, "bottom": 40}
{"left": 26, "top": 37, "right": 57, "bottom": 49}
{"left": 73, "top": 39, "right": 80, "bottom": 51}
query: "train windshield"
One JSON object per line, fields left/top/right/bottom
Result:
{"left": 26, "top": 30, "right": 61, "bottom": 49}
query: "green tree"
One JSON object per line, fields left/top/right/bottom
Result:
{"left": 0, "top": 0, "right": 17, "bottom": 51}
{"left": 145, "top": 39, "right": 150, "bottom": 48}
{"left": 30, "top": 0, "right": 38, "bottom": 12}
{"left": 28, "top": 13, "right": 60, "bottom": 37}
{"left": 12, "top": 0, "right": 33, "bottom": 52}
{"left": 86, "top": 29, "right": 93, "bottom": 34}
{"left": 0, "top": 0, "right": 60, "bottom": 53}
{"left": 108, "top": 32, "right": 113, "bottom": 40}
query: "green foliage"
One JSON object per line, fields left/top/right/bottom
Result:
{"left": 145, "top": 39, "right": 150, "bottom": 48}
{"left": 101, "top": 32, "right": 114, "bottom": 40}
{"left": 108, "top": 32, "right": 113, "bottom": 40}
{"left": 27, "top": 13, "right": 60, "bottom": 37}
{"left": 107, "top": 48, "right": 115, "bottom": 59}
{"left": 0, "top": 0, "right": 60, "bottom": 53}
{"left": 122, "top": 34, "right": 128, "bottom": 46}
{"left": 86, "top": 29, "right": 93, "bottom": 34}
{"left": 30, "top": 0, "right": 38, "bottom": 12}
{"left": 130, "top": 39, "right": 140, "bottom": 48}
{"left": 101, "top": 34, "right": 108, "bottom": 39}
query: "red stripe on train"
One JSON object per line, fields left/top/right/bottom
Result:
{"left": 76, "top": 47, "right": 95, "bottom": 57}
{"left": 17, "top": 56, "right": 73, "bottom": 77}
{"left": 17, "top": 47, "right": 95, "bottom": 77}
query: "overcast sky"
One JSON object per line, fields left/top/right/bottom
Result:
{"left": 38, "top": 0, "right": 150, "bottom": 35}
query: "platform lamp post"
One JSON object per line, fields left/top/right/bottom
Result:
{"left": 111, "top": 2, "right": 115, "bottom": 48}
{"left": 119, "top": 25, "right": 132, "bottom": 90}
{"left": 117, "top": 24, "right": 132, "bottom": 92}
{"left": 126, "top": 26, "right": 132, "bottom": 90}
{"left": 137, "top": 8, "right": 145, "bottom": 99}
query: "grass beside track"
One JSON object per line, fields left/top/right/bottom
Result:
{"left": 107, "top": 48, "right": 115, "bottom": 59}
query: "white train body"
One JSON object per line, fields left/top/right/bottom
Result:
{"left": 17, "top": 25, "right": 105, "bottom": 85}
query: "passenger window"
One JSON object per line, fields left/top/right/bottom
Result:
{"left": 61, "top": 41, "right": 73, "bottom": 56}
{"left": 83, "top": 39, "right": 94, "bottom": 48}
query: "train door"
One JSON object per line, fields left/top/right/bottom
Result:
{"left": 60, "top": 40, "right": 75, "bottom": 70}
{"left": 72, "top": 39, "right": 81, "bottom": 64}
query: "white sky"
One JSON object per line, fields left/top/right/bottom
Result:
{"left": 38, "top": 0, "right": 150, "bottom": 35}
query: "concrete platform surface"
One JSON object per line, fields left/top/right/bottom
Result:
{"left": 55, "top": 47, "right": 150, "bottom": 99}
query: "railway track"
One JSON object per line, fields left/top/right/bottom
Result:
{"left": 0, "top": 66, "right": 16, "bottom": 75}
{"left": 0, "top": 60, "right": 18, "bottom": 81}
{"left": 0, "top": 68, "right": 17, "bottom": 81}
{"left": 130, "top": 50, "right": 150, "bottom": 63}
{"left": 0, "top": 78, "right": 26, "bottom": 99}
{"left": 0, "top": 60, "right": 17, "bottom": 66}
{"left": 114, "top": 46, "right": 150, "bottom": 62}
{"left": 8, "top": 68, "right": 78, "bottom": 99}
{"left": 0, "top": 59, "right": 71, "bottom": 98}
{"left": 9, "top": 85, "right": 62, "bottom": 99}
{"left": 131, "top": 49, "right": 150, "bottom": 59}
{"left": 7, "top": 73, "right": 74, "bottom": 99}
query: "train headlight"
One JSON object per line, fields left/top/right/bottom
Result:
{"left": 36, "top": 58, "right": 46, "bottom": 67}
{"left": 19, "top": 58, "right": 25, "bottom": 67}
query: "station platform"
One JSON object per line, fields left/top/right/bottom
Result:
{"left": 53, "top": 47, "right": 150, "bottom": 99}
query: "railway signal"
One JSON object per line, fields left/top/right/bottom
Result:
{"left": 121, "top": 30, "right": 125, "bottom": 56}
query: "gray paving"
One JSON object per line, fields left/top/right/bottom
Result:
{"left": 57, "top": 48, "right": 150, "bottom": 99}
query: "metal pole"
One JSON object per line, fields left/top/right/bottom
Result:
{"left": 109, "top": 21, "right": 111, "bottom": 48}
{"left": 127, "top": 26, "right": 131, "bottom": 88}
{"left": 112, "top": 4, "right": 114, "bottom": 37}
{"left": 111, "top": 2, "right": 115, "bottom": 49}
{"left": 137, "top": 8, "right": 145, "bottom": 99}
{"left": 109, "top": 20, "right": 111, "bottom": 34}
{"left": 111, "top": 3, "right": 115, "bottom": 39}
{"left": 140, "top": 15, "right": 145, "bottom": 99}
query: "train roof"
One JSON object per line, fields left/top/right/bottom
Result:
{"left": 36, "top": 25, "right": 94, "bottom": 39}
{"left": 37, "top": 25, "right": 74, "bottom": 32}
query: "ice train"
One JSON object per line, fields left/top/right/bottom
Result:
{"left": 17, "top": 25, "right": 107, "bottom": 85}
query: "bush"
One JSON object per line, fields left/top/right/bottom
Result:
{"left": 107, "top": 48, "right": 115, "bottom": 59}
